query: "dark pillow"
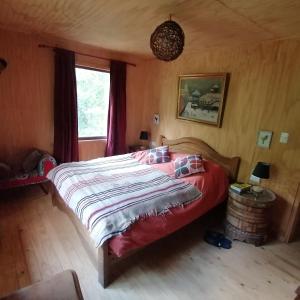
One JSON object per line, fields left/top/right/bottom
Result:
{"left": 22, "top": 150, "right": 42, "bottom": 173}
{"left": 0, "top": 162, "right": 12, "bottom": 180}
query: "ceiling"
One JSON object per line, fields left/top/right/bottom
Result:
{"left": 0, "top": 0, "right": 300, "bottom": 57}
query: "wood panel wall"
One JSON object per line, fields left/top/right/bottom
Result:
{"left": 137, "top": 40, "right": 300, "bottom": 239}
{"left": 0, "top": 29, "right": 53, "bottom": 168}
{"left": 78, "top": 140, "right": 106, "bottom": 160}
{"left": 1, "top": 27, "right": 299, "bottom": 239}
{"left": 0, "top": 28, "right": 144, "bottom": 165}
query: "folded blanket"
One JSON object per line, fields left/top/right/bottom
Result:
{"left": 47, "top": 154, "right": 202, "bottom": 247}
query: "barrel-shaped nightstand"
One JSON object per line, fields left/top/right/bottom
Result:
{"left": 225, "top": 188, "right": 276, "bottom": 246}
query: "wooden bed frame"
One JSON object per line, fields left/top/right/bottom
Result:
{"left": 50, "top": 136, "right": 240, "bottom": 288}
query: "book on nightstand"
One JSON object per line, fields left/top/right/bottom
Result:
{"left": 230, "top": 183, "right": 252, "bottom": 194}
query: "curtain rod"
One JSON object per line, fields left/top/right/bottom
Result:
{"left": 38, "top": 44, "right": 136, "bottom": 67}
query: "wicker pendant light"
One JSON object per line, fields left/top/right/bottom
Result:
{"left": 150, "top": 15, "right": 185, "bottom": 61}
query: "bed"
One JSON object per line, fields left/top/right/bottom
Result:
{"left": 49, "top": 136, "right": 240, "bottom": 287}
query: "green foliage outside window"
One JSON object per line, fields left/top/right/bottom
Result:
{"left": 76, "top": 68, "right": 110, "bottom": 138}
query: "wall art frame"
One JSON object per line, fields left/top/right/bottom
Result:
{"left": 177, "top": 73, "right": 229, "bottom": 127}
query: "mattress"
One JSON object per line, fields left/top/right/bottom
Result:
{"left": 108, "top": 152, "right": 229, "bottom": 257}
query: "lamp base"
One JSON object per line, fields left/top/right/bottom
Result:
{"left": 250, "top": 185, "right": 265, "bottom": 198}
{"left": 251, "top": 186, "right": 264, "bottom": 193}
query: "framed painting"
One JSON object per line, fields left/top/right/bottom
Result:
{"left": 177, "top": 73, "right": 229, "bottom": 127}
{"left": 257, "top": 130, "right": 273, "bottom": 148}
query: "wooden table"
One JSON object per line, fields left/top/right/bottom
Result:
{"left": 225, "top": 188, "right": 276, "bottom": 246}
{"left": 0, "top": 270, "right": 84, "bottom": 300}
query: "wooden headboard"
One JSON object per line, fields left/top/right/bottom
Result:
{"left": 161, "top": 136, "right": 240, "bottom": 182}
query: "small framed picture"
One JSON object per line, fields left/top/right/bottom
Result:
{"left": 153, "top": 114, "right": 160, "bottom": 125}
{"left": 257, "top": 130, "right": 273, "bottom": 148}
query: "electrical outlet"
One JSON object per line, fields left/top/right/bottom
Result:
{"left": 280, "top": 132, "right": 289, "bottom": 144}
{"left": 250, "top": 174, "right": 261, "bottom": 184}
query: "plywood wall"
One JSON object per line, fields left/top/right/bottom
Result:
{"left": 0, "top": 29, "right": 53, "bottom": 167}
{"left": 78, "top": 140, "right": 106, "bottom": 161}
{"left": 0, "top": 28, "right": 144, "bottom": 165}
{"left": 1, "top": 27, "right": 299, "bottom": 238}
{"left": 137, "top": 40, "right": 300, "bottom": 238}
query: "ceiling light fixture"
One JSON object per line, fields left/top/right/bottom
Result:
{"left": 150, "top": 15, "right": 185, "bottom": 62}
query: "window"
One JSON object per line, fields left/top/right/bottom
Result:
{"left": 75, "top": 67, "right": 110, "bottom": 139}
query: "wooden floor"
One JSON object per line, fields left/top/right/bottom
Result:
{"left": 0, "top": 186, "right": 299, "bottom": 300}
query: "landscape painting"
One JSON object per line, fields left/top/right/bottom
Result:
{"left": 177, "top": 73, "right": 229, "bottom": 127}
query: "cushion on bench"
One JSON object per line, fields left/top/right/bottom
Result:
{"left": 0, "top": 154, "right": 57, "bottom": 190}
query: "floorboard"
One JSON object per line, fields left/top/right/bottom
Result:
{"left": 0, "top": 186, "right": 299, "bottom": 299}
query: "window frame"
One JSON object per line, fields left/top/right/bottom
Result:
{"left": 75, "top": 65, "right": 110, "bottom": 141}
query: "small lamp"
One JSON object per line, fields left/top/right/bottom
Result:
{"left": 251, "top": 162, "right": 270, "bottom": 194}
{"left": 0, "top": 58, "right": 7, "bottom": 73}
{"left": 139, "top": 131, "right": 148, "bottom": 141}
{"left": 252, "top": 162, "right": 270, "bottom": 179}
{"left": 139, "top": 131, "right": 149, "bottom": 150}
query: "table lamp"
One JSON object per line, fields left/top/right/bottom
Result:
{"left": 139, "top": 131, "right": 149, "bottom": 150}
{"left": 0, "top": 58, "right": 7, "bottom": 73}
{"left": 139, "top": 131, "right": 148, "bottom": 141}
{"left": 251, "top": 162, "right": 270, "bottom": 194}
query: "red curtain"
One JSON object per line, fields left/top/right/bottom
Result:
{"left": 53, "top": 48, "right": 79, "bottom": 163}
{"left": 105, "top": 60, "right": 127, "bottom": 156}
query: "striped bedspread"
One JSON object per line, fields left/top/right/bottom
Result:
{"left": 47, "top": 154, "right": 202, "bottom": 247}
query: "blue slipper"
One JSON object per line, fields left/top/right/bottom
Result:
{"left": 204, "top": 230, "right": 232, "bottom": 249}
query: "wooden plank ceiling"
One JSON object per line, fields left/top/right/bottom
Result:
{"left": 0, "top": 0, "right": 300, "bottom": 57}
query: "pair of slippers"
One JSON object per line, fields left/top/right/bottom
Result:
{"left": 204, "top": 230, "right": 232, "bottom": 249}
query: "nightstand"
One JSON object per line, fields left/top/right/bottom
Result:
{"left": 128, "top": 145, "right": 148, "bottom": 153}
{"left": 225, "top": 188, "right": 276, "bottom": 246}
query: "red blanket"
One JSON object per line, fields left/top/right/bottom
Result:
{"left": 109, "top": 152, "right": 228, "bottom": 257}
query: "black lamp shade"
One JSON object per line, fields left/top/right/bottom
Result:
{"left": 252, "top": 162, "right": 270, "bottom": 179}
{"left": 139, "top": 131, "right": 148, "bottom": 140}
{"left": 0, "top": 58, "right": 7, "bottom": 72}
